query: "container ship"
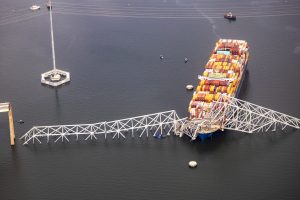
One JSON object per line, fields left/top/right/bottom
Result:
{"left": 188, "top": 39, "right": 249, "bottom": 140}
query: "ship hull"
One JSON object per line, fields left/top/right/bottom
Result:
{"left": 197, "top": 132, "right": 213, "bottom": 140}
{"left": 197, "top": 60, "right": 248, "bottom": 140}
{"left": 191, "top": 39, "right": 249, "bottom": 141}
{"left": 235, "top": 58, "right": 248, "bottom": 98}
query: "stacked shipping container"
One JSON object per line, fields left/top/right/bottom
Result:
{"left": 189, "top": 39, "right": 249, "bottom": 120}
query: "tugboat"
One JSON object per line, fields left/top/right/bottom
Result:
{"left": 224, "top": 12, "right": 236, "bottom": 20}
{"left": 30, "top": 5, "right": 41, "bottom": 11}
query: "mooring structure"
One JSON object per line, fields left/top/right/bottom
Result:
{"left": 0, "top": 103, "right": 15, "bottom": 145}
{"left": 41, "top": 0, "right": 70, "bottom": 87}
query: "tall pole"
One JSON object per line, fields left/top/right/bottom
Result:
{"left": 41, "top": 0, "right": 70, "bottom": 87}
{"left": 49, "top": 1, "right": 56, "bottom": 70}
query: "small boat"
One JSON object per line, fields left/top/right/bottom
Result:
{"left": 186, "top": 85, "right": 193, "bottom": 90}
{"left": 30, "top": 5, "right": 41, "bottom": 11}
{"left": 160, "top": 55, "right": 164, "bottom": 60}
{"left": 224, "top": 12, "right": 236, "bottom": 20}
{"left": 18, "top": 120, "right": 24, "bottom": 124}
{"left": 184, "top": 57, "right": 188, "bottom": 63}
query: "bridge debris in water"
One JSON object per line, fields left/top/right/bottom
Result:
{"left": 20, "top": 95, "right": 300, "bottom": 145}
{"left": 177, "top": 95, "right": 300, "bottom": 140}
{"left": 20, "top": 110, "right": 181, "bottom": 144}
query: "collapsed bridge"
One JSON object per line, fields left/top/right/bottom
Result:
{"left": 20, "top": 96, "right": 300, "bottom": 144}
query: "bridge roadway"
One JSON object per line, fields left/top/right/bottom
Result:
{"left": 20, "top": 96, "right": 300, "bottom": 144}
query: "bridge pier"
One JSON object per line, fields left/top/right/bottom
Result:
{"left": 0, "top": 102, "right": 15, "bottom": 146}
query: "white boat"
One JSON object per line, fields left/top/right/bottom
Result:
{"left": 186, "top": 85, "right": 194, "bottom": 90}
{"left": 30, "top": 5, "right": 41, "bottom": 11}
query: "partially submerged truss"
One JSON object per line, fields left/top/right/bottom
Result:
{"left": 20, "top": 96, "right": 300, "bottom": 144}
{"left": 177, "top": 95, "right": 300, "bottom": 140}
{"left": 20, "top": 110, "right": 180, "bottom": 144}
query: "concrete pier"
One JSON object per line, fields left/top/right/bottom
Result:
{"left": 0, "top": 102, "right": 15, "bottom": 146}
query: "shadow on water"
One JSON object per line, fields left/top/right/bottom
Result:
{"left": 42, "top": 85, "right": 64, "bottom": 121}
{"left": 253, "top": 127, "right": 299, "bottom": 147}
{"left": 41, "top": 82, "right": 71, "bottom": 89}
{"left": 236, "top": 69, "right": 249, "bottom": 99}
{"left": 19, "top": 124, "right": 296, "bottom": 155}
{"left": 9, "top": 145, "right": 21, "bottom": 176}
{"left": 178, "top": 131, "right": 231, "bottom": 154}
{"left": 22, "top": 134, "right": 139, "bottom": 152}
{"left": 177, "top": 125, "right": 297, "bottom": 155}
{"left": 53, "top": 87, "right": 62, "bottom": 122}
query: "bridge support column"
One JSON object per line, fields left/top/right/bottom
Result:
{"left": 8, "top": 105, "right": 15, "bottom": 146}
{"left": 0, "top": 102, "right": 15, "bottom": 146}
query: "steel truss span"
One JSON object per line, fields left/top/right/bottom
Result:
{"left": 20, "top": 96, "right": 300, "bottom": 144}
{"left": 177, "top": 95, "right": 300, "bottom": 140}
{"left": 20, "top": 110, "right": 181, "bottom": 144}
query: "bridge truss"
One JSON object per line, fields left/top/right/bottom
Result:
{"left": 20, "top": 110, "right": 181, "bottom": 144}
{"left": 20, "top": 96, "right": 300, "bottom": 144}
{"left": 177, "top": 95, "right": 300, "bottom": 140}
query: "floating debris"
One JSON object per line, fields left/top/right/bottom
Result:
{"left": 188, "top": 161, "right": 197, "bottom": 168}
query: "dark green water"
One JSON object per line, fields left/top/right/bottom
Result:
{"left": 0, "top": 0, "right": 300, "bottom": 199}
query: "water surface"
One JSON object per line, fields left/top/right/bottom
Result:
{"left": 0, "top": 0, "right": 300, "bottom": 199}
